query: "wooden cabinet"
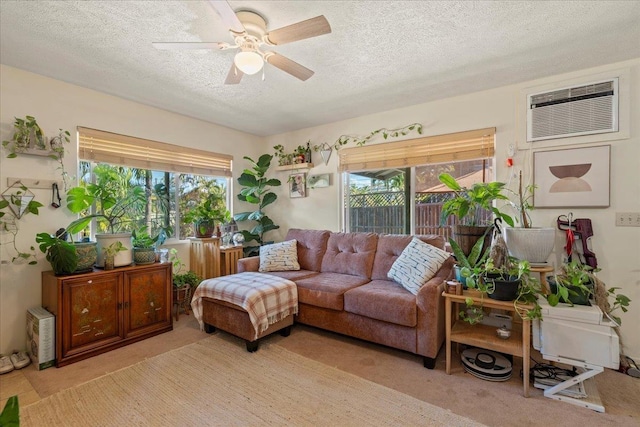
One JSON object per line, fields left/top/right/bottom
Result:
{"left": 42, "top": 263, "right": 172, "bottom": 367}
{"left": 220, "top": 246, "right": 243, "bottom": 276}
{"left": 188, "top": 237, "right": 220, "bottom": 279}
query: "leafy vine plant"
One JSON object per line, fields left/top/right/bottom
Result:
{"left": 313, "top": 123, "right": 423, "bottom": 151}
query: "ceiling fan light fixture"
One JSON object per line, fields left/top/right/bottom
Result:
{"left": 234, "top": 51, "right": 263, "bottom": 75}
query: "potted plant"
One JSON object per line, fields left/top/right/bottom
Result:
{"left": 102, "top": 241, "right": 126, "bottom": 270}
{"left": 449, "top": 233, "right": 490, "bottom": 287}
{"left": 36, "top": 228, "right": 98, "bottom": 275}
{"left": 35, "top": 231, "right": 78, "bottom": 275}
{"left": 65, "top": 165, "right": 147, "bottom": 267}
{"left": 131, "top": 227, "right": 166, "bottom": 265}
{"left": 2, "top": 115, "right": 46, "bottom": 158}
{"left": 169, "top": 249, "right": 202, "bottom": 316}
{"left": 183, "top": 192, "right": 226, "bottom": 238}
{"left": 234, "top": 154, "right": 281, "bottom": 257}
{"left": 503, "top": 171, "right": 555, "bottom": 263}
{"left": 438, "top": 173, "right": 513, "bottom": 256}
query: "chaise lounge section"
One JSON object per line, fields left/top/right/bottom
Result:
{"left": 237, "top": 228, "right": 454, "bottom": 368}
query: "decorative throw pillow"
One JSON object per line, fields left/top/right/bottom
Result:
{"left": 259, "top": 239, "right": 301, "bottom": 272}
{"left": 387, "top": 237, "right": 450, "bottom": 295}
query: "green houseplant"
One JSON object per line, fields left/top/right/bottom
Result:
{"left": 35, "top": 231, "right": 78, "bottom": 275}
{"left": 449, "top": 234, "right": 489, "bottom": 287}
{"left": 234, "top": 154, "right": 281, "bottom": 257}
{"left": 102, "top": 241, "right": 126, "bottom": 270}
{"left": 169, "top": 248, "right": 202, "bottom": 318}
{"left": 65, "top": 166, "right": 147, "bottom": 267}
{"left": 2, "top": 115, "right": 45, "bottom": 157}
{"left": 438, "top": 173, "right": 513, "bottom": 256}
{"left": 131, "top": 226, "right": 168, "bottom": 265}
{"left": 36, "top": 228, "right": 98, "bottom": 275}
{"left": 183, "top": 193, "right": 226, "bottom": 238}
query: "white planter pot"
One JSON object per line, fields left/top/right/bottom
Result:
{"left": 503, "top": 227, "right": 555, "bottom": 263}
{"left": 95, "top": 233, "right": 133, "bottom": 268}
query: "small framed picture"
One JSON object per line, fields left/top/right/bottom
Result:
{"left": 307, "top": 173, "right": 330, "bottom": 188}
{"left": 289, "top": 173, "right": 306, "bottom": 198}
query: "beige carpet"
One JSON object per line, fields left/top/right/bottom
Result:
{"left": 21, "top": 335, "right": 485, "bottom": 427}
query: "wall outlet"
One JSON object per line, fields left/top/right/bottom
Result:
{"left": 615, "top": 212, "right": 640, "bottom": 227}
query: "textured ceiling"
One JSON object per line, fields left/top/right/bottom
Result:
{"left": 1, "top": 1, "right": 639, "bottom": 136}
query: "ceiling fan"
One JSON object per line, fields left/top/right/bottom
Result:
{"left": 153, "top": 0, "right": 331, "bottom": 84}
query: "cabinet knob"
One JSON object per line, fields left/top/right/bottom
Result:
{"left": 87, "top": 280, "right": 93, "bottom": 284}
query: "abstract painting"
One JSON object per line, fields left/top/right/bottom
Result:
{"left": 533, "top": 145, "right": 610, "bottom": 207}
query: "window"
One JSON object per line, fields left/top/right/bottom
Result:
{"left": 77, "top": 128, "right": 232, "bottom": 240}
{"left": 341, "top": 128, "right": 495, "bottom": 238}
{"left": 346, "top": 169, "right": 408, "bottom": 234}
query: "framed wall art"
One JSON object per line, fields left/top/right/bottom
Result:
{"left": 533, "top": 145, "right": 610, "bottom": 208}
{"left": 307, "top": 173, "right": 330, "bottom": 189}
{"left": 289, "top": 172, "right": 306, "bottom": 198}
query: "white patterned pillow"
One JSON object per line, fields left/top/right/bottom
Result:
{"left": 387, "top": 237, "right": 450, "bottom": 295}
{"left": 259, "top": 239, "right": 301, "bottom": 272}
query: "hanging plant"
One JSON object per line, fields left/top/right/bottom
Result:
{"left": 48, "top": 128, "right": 72, "bottom": 191}
{"left": 313, "top": 123, "right": 423, "bottom": 151}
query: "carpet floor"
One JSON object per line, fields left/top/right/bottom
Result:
{"left": 18, "top": 317, "right": 640, "bottom": 426}
{"left": 20, "top": 334, "right": 483, "bottom": 427}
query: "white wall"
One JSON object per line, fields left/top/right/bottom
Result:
{"left": 265, "top": 58, "right": 640, "bottom": 359}
{"left": 0, "top": 65, "right": 264, "bottom": 355}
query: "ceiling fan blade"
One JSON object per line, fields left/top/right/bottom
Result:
{"left": 266, "top": 16, "right": 331, "bottom": 45}
{"left": 266, "top": 53, "right": 314, "bottom": 81}
{"left": 208, "top": 0, "right": 245, "bottom": 33}
{"left": 224, "top": 63, "right": 244, "bottom": 85}
{"left": 152, "top": 42, "right": 229, "bottom": 50}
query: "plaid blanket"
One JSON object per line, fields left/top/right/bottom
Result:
{"left": 191, "top": 272, "right": 298, "bottom": 340}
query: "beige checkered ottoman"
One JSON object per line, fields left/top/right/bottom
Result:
{"left": 191, "top": 272, "right": 298, "bottom": 352}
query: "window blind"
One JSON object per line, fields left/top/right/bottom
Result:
{"left": 339, "top": 127, "right": 495, "bottom": 172}
{"left": 78, "top": 127, "right": 232, "bottom": 177}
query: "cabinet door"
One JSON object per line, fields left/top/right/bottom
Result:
{"left": 62, "top": 273, "right": 124, "bottom": 359}
{"left": 124, "top": 264, "right": 171, "bottom": 337}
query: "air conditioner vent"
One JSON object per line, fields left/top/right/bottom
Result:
{"left": 527, "top": 78, "right": 618, "bottom": 142}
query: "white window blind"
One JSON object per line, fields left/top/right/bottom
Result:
{"left": 339, "top": 127, "right": 495, "bottom": 172}
{"left": 78, "top": 127, "right": 232, "bottom": 177}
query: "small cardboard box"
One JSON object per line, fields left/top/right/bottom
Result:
{"left": 26, "top": 307, "right": 55, "bottom": 370}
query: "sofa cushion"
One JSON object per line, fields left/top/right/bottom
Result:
{"left": 285, "top": 229, "right": 330, "bottom": 272}
{"left": 344, "top": 280, "right": 417, "bottom": 327}
{"left": 320, "top": 232, "right": 378, "bottom": 278}
{"left": 259, "top": 239, "right": 300, "bottom": 272}
{"left": 371, "top": 234, "right": 445, "bottom": 280}
{"left": 387, "top": 237, "right": 450, "bottom": 295}
{"left": 295, "top": 272, "right": 371, "bottom": 310}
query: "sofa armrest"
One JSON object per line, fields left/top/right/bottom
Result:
{"left": 415, "top": 256, "right": 454, "bottom": 359}
{"left": 237, "top": 256, "right": 259, "bottom": 273}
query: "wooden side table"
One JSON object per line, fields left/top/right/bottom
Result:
{"left": 531, "top": 265, "right": 554, "bottom": 294}
{"left": 220, "top": 245, "right": 243, "bottom": 276}
{"left": 443, "top": 290, "right": 533, "bottom": 397}
{"left": 188, "top": 237, "right": 220, "bottom": 279}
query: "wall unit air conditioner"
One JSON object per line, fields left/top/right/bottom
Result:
{"left": 527, "top": 78, "right": 618, "bottom": 142}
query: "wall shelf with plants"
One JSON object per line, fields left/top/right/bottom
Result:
{"left": 274, "top": 162, "right": 314, "bottom": 172}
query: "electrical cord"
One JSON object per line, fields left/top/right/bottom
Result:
{"left": 519, "top": 356, "right": 578, "bottom": 382}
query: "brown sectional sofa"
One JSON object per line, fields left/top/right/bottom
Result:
{"left": 237, "top": 228, "right": 454, "bottom": 368}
